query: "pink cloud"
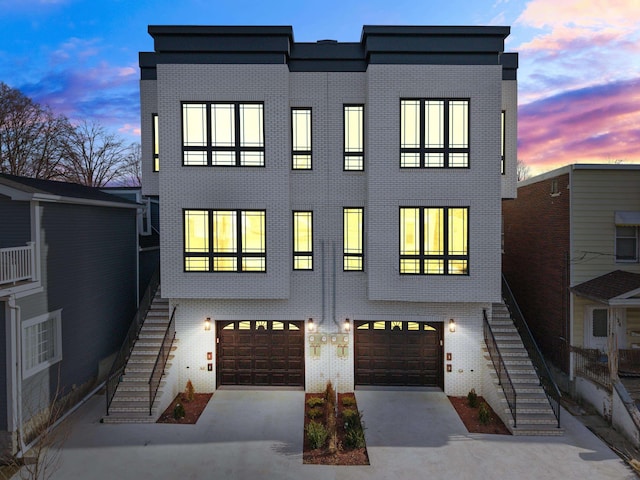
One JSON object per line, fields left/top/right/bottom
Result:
{"left": 517, "top": 0, "right": 639, "bottom": 30}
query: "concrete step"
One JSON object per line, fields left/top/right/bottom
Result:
{"left": 115, "top": 381, "right": 166, "bottom": 392}
{"left": 127, "top": 353, "right": 175, "bottom": 364}
{"left": 511, "top": 424, "right": 564, "bottom": 436}
{"left": 513, "top": 413, "right": 561, "bottom": 426}
{"left": 102, "top": 411, "right": 158, "bottom": 424}
{"left": 125, "top": 362, "right": 173, "bottom": 375}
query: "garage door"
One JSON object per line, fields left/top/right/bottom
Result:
{"left": 355, "top": 321, "right": 443, "bottom": 388}
{"left": 217, "top": 321, "right": 304, "bottom": 387}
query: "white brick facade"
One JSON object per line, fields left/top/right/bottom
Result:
{"left": 140, "top": 25, "right": 517, "bottom": 398}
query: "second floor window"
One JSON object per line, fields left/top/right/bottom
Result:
{"left": 616, "top": 225, "right": 638, "bottom": 262}
{"left": 401, "top": 99, "right": 469, "bottom": 168}
{"left": 184, "top": 209, "right": 266, "bottom": 272}
{"left": 344, "top": 105, "right": 364, "bottom": 171}
{"left": 400, "top": 207, "right": 469, "bottom": 275}
{"left": 293, "top": 211, "right": 313, "bottom": 270}
{"left": 344, "top": 208, "right": 364, "bottom": 271}
{"left": 182, "top": 102, "right": 264, "bottom": 167}
{"left": 292, "top": 108, "right": 312, "bottom": 169}
{"left": 153, "top": 114, "right": 159, "bottom": 172}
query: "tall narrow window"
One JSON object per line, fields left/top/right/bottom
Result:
{"left": 22, "top": 310, "right": 63, "bottom": 378}
{"left": 344, "top": 208, "right": 364, "bottom": 271}
{"left": 293, "top": 211, "right": 313, "bottom": 270}
{"left": 501, "top": 110, "right": 505, "bottom": 175}
{"left": 184, "top": 209, "right": 266, "bottom": 272}
{"left": 400, "top": 99, "right": 469, "bottom": 168}
{"left": 292, "top": 108, "right": 312, "bottom": 169}
{"left": 182, "top": 102, "right": 264, "bottom": 167}
{"left": 616, "top": 225, "right": 638, "bottom": 262}
{"left": 344, "top": 105, "right": 364, "bottom": 171}
{"left": 400, "top": 207, "right": 468, "bottom": 275}
{"left": 152, "top": 114, "right": 159, "bottom": 172}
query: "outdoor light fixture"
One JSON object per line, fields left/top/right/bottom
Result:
{"left": 308, "top": 317, "right": 316, "bottom": 332}
{"left": 344, "top": 318, "right": 351, "bottom": 333}
{"left": 449, "top": 319, "right": 456, "bottom": 333}
{"left": 204, "top": 317, "right": 211, "bottom": 331}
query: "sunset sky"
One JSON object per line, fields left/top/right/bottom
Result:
{"left": 1, "top": 0, "right": 638, "bottom": 175}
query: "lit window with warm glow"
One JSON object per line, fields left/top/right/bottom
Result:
{"left": 293, "top": 211, "right": 313, "bottom": 270}
{"left": 292, "top": 108, "right": 312, "bottom": 169}
{"left": 184, "top": 209, "right": 265, "bottom": 272}
{"left": 344, "top": 208, "right": 363, "bottom": 271}
{"left": 182, "top": 102, "right": 264, "bottom": 166}
{"left": 400, "top": 207, "right": 468, "bottom": 275}
{"left": 152, "top": 114, "right": 159, "bottom": 172}
{"left": 344, "top": 105, "right": 364, "bottom": 171}
{"left": 401, "top": 99, "right": 469, "bottom": 168}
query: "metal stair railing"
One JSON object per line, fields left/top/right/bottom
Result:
{"left": 483, "top": 309, "right": 517, "bottom": 428}
{"left": 105, "top": 266, "right": 160, "bottom": 416}
{"left": 149, "top": 305, "right": 176, "bottom": 415}
{"left": 502, "top": 275, "right": 562, "bottom": 428}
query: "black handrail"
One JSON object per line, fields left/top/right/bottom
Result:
{"left": 149, "top": 305, "right": 176, "bottom": 415}
{"left": 106, "top": 265, "right": 160, "bottom": 415}
{"left": 483, "top": 309, "right": 517, "bottom": 428}
{"left": 502, "top": 275, "right": 562, "bottom": 428}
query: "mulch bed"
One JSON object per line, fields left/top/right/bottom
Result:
{"left": 303, "top": 392, "right": 370, "bottom": 465}
{"left": 157, "top": 393, "right": 213, "bottom": 424}
{"left": 448, "top": 396, "right": 511, "bottom": 434}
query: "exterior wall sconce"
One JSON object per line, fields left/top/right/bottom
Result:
{"left": 344, "top": 318, "right": 351, "bottom": 333}
{"left": 204, "top": 317, "right": 211, "bottom": 331}
{"left": 449, "top": 319, "right": 456, "bottom": 333}
{"left": 308, "top": 317, "right": 316, "bottom": 332}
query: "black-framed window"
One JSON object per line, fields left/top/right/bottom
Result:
{"left": 293, "top": 211, "right": 313, "bottom": 270}
{"left": 616, "top": 225, "right": 638, "bottom": 262}
{"left": 184, "top": 209, "right": 266, "bottom": 272}
{"left": 400, "top": 99, "right": 469, "bottom": 168}
{"left": 182, "top": 102, "right": 264, "bottom": 167}
{"left": 152, "top": 113, "right": 159, "bottom": 172}
{"left": 344, "top": 207, "right": 364, "bottom": 271}
{"left": 292, "top": 108, "right": 311, "bottom": 169}
{"left": 344, "top": 105, "right": 364, "bottom": 171}
{"left": 400, "top": 207, "right": 469, "bottom": 275}
{"left": 501, "top": 110, "right": 505, "bottom": 175}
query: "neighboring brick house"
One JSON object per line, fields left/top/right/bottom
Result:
{"left": 139, "top": 25, "right": 518, "bottom": 399}
{"left": 0, "top": 174, "right": 139, "bottom": 455}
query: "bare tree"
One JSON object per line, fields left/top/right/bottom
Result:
{"left": 517, "top": 159, "right": 531, "bottom": 181}
{"left": 62, "top": 120, "right": 130, "bottom": 187}
{"left": 119, "top": 142, "right": 142, "bottom": 187}
{"left": 0, "top": 83, "right": 72, "bottom": 179}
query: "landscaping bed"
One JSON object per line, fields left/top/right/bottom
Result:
{"left": 448, "top": 391, "right": 510, "bottom": 435}
{"left": 157, "top": 386, "right": 213, "bottom": 425}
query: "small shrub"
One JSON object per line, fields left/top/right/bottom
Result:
{"left": 478, "top": 403, "right": 491, "bottom": 425}
{"left": 344, "top": 427, "right": 366, "bottom": 449}
{"left": 185, "top": 379, "right": 195, "bottom": 402}
{"left": 307, "top": 406, "right": 323, "bottom": 419}
{"left": 467, "top": 388, "right": 479, "bottom": 408}
{"left": 306, "top": 421, "right": 328, "bottom": 449}
{"left": 341, "top": 395, "right": 356, "bottom": 407}
{"left": 173, "top": 403, "right": 185, "bottom": 419}
{"left": 306, "top": 396, "right": 325, "bottom": 408}
{"left": 342, "top": 408, "right": 362, "bottom": 431}
{"left": 324, "top": 381, "right": 336, "bottom": 407}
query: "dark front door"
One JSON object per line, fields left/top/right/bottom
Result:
{"left": 217, "top": 320, "right": 304, "bottom": 387}
{"left": 354, "top": 321, "right": 443, "bottom": 388}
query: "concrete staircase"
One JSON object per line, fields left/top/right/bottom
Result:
{"left": 487, "top": 302, "right": 564, "bottom": 436}
{"left": 103, "top": 288, "right": 175, "bottom": 424}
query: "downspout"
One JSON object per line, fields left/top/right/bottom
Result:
{"left": 3, "top": 296, "right": 26, "bottom": 455}
{"left": 321, "top": 241, "right": 325, "bottom": 326}
{"left": 332, "top": 242, "right": 339, "bottom": 329}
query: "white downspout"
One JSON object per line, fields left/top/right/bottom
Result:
{"left": 4, "top": 296, "right": 26, "bottom": 455}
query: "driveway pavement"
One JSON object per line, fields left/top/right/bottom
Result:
{"left": 26, "top": 389, "right": 636, "bottom": 480}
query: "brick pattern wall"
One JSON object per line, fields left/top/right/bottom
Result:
{"left": 502, "top": 173, "right": 571, "bottom": 371}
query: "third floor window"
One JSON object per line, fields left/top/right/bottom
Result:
{"left": 292, "top": 108, "right": 312, "bottom": 169}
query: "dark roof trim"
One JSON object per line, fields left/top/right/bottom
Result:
{"left": 571, "top": 270, "right": 640, "bottom": 304}
{"left": 141, "top": 25, "right": 517, "bottom": 77}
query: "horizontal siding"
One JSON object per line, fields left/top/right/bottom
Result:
{"left": 0, "top": 197, "right": 30, "bottom": 248}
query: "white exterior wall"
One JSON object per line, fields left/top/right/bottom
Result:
{"left": 140, "top": 80, "right": 158, "bottom": 197}
{"left": 501, "top": 79, "right": 517, "bottom": 199}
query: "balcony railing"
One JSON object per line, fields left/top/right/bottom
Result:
{"left": 0, "top": 243, "right": 35, "bottom": 286}
{"left": 572, "top": 346, "right": 612, "bottom": 390}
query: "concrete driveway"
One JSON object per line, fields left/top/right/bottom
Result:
{"left": 29, "top": 389, "right": 635, "bottom": 480}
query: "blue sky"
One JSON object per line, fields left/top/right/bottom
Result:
{"left": 1, "top": 0, "right": 639, "bottom": 174}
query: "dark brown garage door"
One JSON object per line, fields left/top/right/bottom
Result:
{"left": 355, "top": 321, "right": 443, "bottom": 388}
{"left": 217, "top": 321, "right": 304, "bottom": 387}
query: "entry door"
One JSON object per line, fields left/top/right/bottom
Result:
{"left": 585, "top": 307, "right": 608, "bottom": 350}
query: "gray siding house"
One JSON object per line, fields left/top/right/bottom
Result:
{"left": 0, "top": 174, "right": 139, "bottom": 455}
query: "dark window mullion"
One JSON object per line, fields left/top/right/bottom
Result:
{"left": 419, "top": 101, "right": 426, "bottom": 168}
{"left": 443, "top": 101, "right": 450, "bottom": 168}
{"left": 206, "top": 103, "right": 213, "bottom": 166}
{"left": 208, "top": 209, "right": 215, "bottom": 271}
{"left": 419, "top": 207, "right": 426, "bottom": 274}
{"left": 234, "top": 104, "right": 242, "bottom": 166}
{"left": 235, "top": 210, "right": 243, "bottom": 270}
{"left": 443, "top": 207, "right": 450, "bottom": 274}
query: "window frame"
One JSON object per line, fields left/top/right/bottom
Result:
{"left": 292, "top": 211, "right": 313, "bottom": 270}
{"left": 183, "top": 209, "right": 267, "bottom": 273}
{"left": 291, "top": 107, "right": 312, "bottom": 170}
{"left": 181, "top": 101, "right": 265, "bottom": 167}
{"left": 22, "top": 310, "right": 63, "bottom": 379}
{"left": 152, "top": 113, "right": 159, "bottom": 172}
{"left": 343, "top": 104, "right": 365, "bottom": 171}
{"left": 500, "top": 110, "right": 505, "bottom": 175}
{"left": 343, "top": 207, "right": 364, "bottom": 271}
{"left": 615, "top": 225, "right": 639, "bottom": 262}
{"left": 399, "top": 206, "right": 470, "bottom": 275}
{"left": 400, "top": 98, "right": 470, "bottom": 169}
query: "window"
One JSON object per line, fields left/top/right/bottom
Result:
{"left": 400, "top": 99, "right": 469, "bottom": 168}
{"left": 182, "top": 102, "right": 264, "bottom": 167}
{"left": 344, "top": 105, "right": 364, "bottom": 170}
{"left": 500, "top": 110, "right": 505, "bottom": 175}
{"left": 153, "top": 113, "right": 159, "bottom": 172}
{"left": 22, "top": 310, "right": 62, "bottom": 378}
{"left": 184, "top": 209, "right": 266, "bottom": 272}
{"left": 592, "top": 309, "right": 608, "bottom": 338}
{"left": 293, "top": 211, "right": 313, "bottom": 270}
{"left": 400, "top": 207, "right": 469, "bottom": 275}
{"left": 292, "top": 108, "right": 311, "bottom": 169}
{"left": 344, "top": 208, "right": 363, "bottom": 271}
{"left": 616, "top": 226, "right": 638, "bottom": 262}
